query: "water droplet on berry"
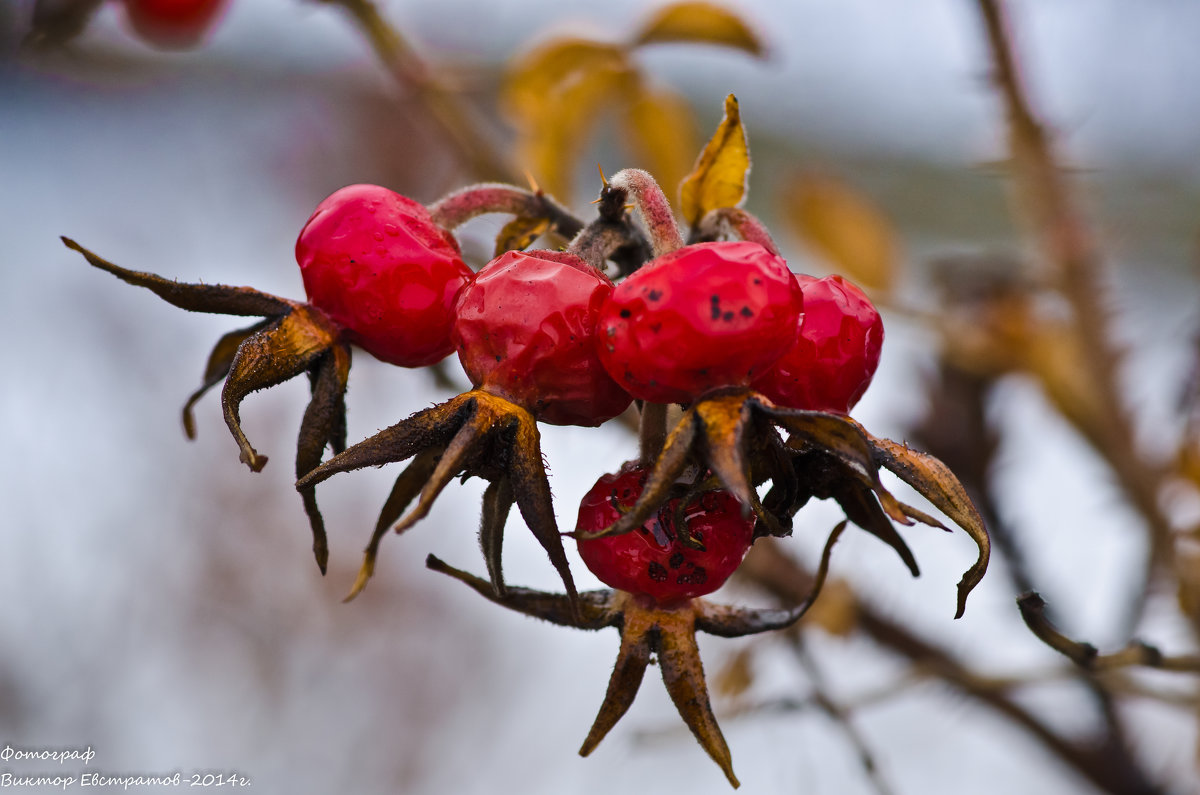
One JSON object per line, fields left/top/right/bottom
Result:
{"left": 373, "top": 231, "right": 385, "bottom": 242}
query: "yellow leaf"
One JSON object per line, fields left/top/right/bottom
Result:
{"left": 632, "top": 1, "right": 765, "bottom": 57}
{"left": 804, "top": 578, "right": 858, "bottom": 637}
{"left": 502, "top": 38, "right": 629, "bottom": 121}
{"left": 505, "top": 38, "right": 637, "bottom": 198}
{"left": 494, "top": 216, "right": 551, "bottom": 257}
{"left": 783, "top": 174, "right": 899, "bottom": 294}
{"left": 712, "top": 647, "right": 754, "bottom": 701}
{"left": 679, "top": 93, "right": 749, "bottom": 228}
{"left": 623, "top": 85, "right": 699, "bottom": 205}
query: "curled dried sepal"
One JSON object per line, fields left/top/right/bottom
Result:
{"left": 298, "top": 391, "right": 579, "bottom": 607}
{"left": 427, "top": 525, "right": 843, "bottom": 789}
{"left": 64, "top": 236, "right": 351, "bottom": 573}
{"left": 577, "top": 389, "right": 990, "bottom": 617}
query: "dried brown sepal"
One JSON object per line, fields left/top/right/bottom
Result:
{"left": 26, "top": 0, "right": 106, "bottom": 48}
{"left": 222, "top": 305, "right": 341, "bottom": 472}
{"left": 698, "top": 520, "right": 844, "bottom": 637}
{"left": 182, "top": 321, "right": 269, "bottom": 440}
{"left": 65, "top": 237, "right": 354, "bottom": 574}
{"left": 425, "top": 555, "right": 615, "bottom": 630}
{"left": 427, "top": 555, "right": 837, "bottom": 788}
{"left": 63, "top": 237, "right": 293, "bottom": 317}
{"left": 295, "top": 343, "right": 352, "bottom": 573}
{"left": 298, "top": 390, "right": 579, "bottom": 607}
{"left": 866, "top": 433, "right": 991, "bottom": 618}
{"left": 344, "top": 447, "right": 443, "bottom": 603}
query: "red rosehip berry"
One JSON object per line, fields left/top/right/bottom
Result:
{"left": 295, "top": 184, "right": 473, "bottom": 368}
{"left": 752, "top": 274, "right": 883, "bottom": 413}
{"left": 596, "top": 241, "right": 803, "bottom": 404}
{"left": 575, "top": 464, "right": 756, "bottom": 607}
{"left": 452, "top": 249, "right": 632, "bottom": 426}
{"left": 123, "top": 0, "right": 227, "bottom": 49}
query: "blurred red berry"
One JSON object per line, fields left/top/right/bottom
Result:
{"left": 452, "top": 250, "right": 632, "bottom": 426}
{"left": 123, "top": 0, "right": 227, "bottom": 48}
{"left": 596, "top": 241, "right": 803, "bottom": 404}
{"left": 576, "top": 463, "right": 755, "bottom": 607}
{"left": 753, "top": 274, "right": 883, "bottom": 413}
{"left": 295, "top": 184, "right": 472, "bottom": 368}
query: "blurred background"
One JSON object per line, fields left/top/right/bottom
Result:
{"left": 3, "top": 0, "right": 1200, "bottom": 792}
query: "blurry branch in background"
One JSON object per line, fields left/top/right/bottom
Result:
{"left": 787, "top": 637, "right": 896, "bottom": 795}
{"left": 1019, "top": 592, "right": 1200, "bottom": 673}
{"left": 976, "top": 0, "right": 1177, "bottom": 635}
{"left": 317, "top": 0, "right": 515, "bottom": 182}
{"left": 740, "top": 541, "right": 1164, "bottom": 794}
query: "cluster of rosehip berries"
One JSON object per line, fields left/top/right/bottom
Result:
{"left": 296, "top": 179, "right": 882, "bottom": 606}
{"left": 67, "top": 161, "right": 987, "bottom": 786}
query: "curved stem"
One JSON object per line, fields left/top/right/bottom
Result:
{"left": 608, "top": 169, "right": 684, "bottom": 257}
{"left": 428, "top": 183, "right": 583, "bottom": 238}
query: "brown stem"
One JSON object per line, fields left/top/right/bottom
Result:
{"left": 428, "top": 183, "right": 583, "bottom": 238}
{"left": 738, "top": 542, "right": 1164, "bottom": 794}
{"left": 608, "top": 169, "right": 684, "bottom": 257}
{"left": 638, "top": 402, "right": 668, "bottom": 465}
{"left": 974, "top": 0, "right": 1174, "bottom": 635}
{"left": 321, "top": 0, "right": 513, "bottom": 182}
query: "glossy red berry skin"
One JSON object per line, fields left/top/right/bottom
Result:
{"left": 575, "top": 464, "right": 756, "bottom": 607}
{"left": 296, "top": 184, "right": 473, "bottom": 368}
{"left": 123, "top": 0, "right": 227, "bottom": 49}
{"left": 452, "top": 250, "right": 632, "bottom": 427}
{"left": 596, "top": 241, "right": 803, "bottom": 405}
{"left": 753, "top": 275, "right": 883, "bottom": 414}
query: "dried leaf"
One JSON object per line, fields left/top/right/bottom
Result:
{"left": 805, "top": 579, "right": 858, "bottom": 637}
{"left": 680, "top": 94, "right": 750, "bottom": 227}
{"left": 494, "top": 216, "right": 551, "bottom": 256}
{"left": 782, "top": 174, "right": 898, "bottom": 294}
{"left": 1023, "top": 323, "right": 1107, "bottom": 441}
{"left": 632, "top": 1, "right": 765, "bottom": 57}
{"left": 623, "top": 85, "right": 700, "bottom": 198}
{"left": 713, "top": 647, "right": 755, "bottom": 701}
{"left": 503, "top": 39, "right": 629, "bottom": 119}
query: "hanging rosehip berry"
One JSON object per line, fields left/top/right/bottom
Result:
{"left": 575, "top": 464, "right": 755, "bottom": 607}
{"left": 296, "top": 184, "right": 473, "bottom": 368}
{"left": 596, "top": 241, "right": 803, "bottom": 404}
{"left": 123, "top": 0, "right": 227, "bottom": 49}
{"left": 753, "top": 274, "right": 883, "bottom": 413}
{"left": 452, "top": 249, "right": 632, "bottom": 426}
